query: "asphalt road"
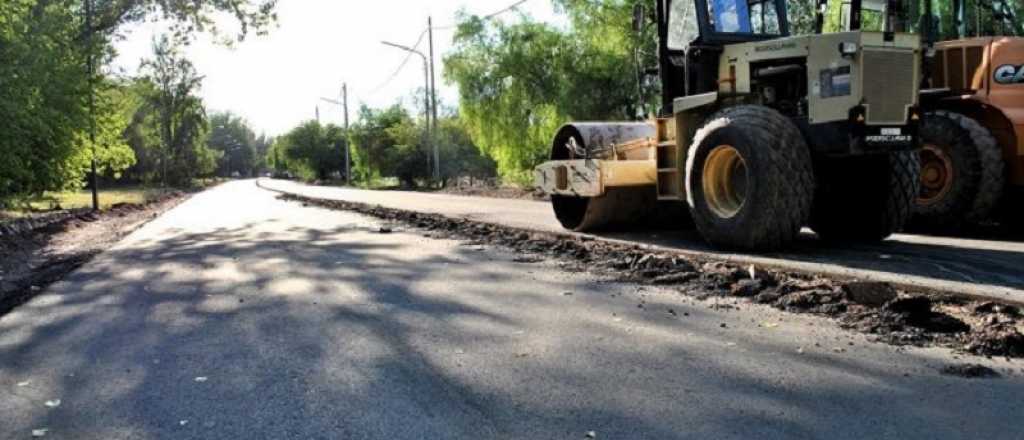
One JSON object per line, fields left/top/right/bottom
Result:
{"left": 2, "top": 180, "right": 1021, "bottom": 439}
{"left": 260, "top": 179, "right": 1024, "bottom": 303}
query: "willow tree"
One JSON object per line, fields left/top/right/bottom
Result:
{"left": 445, "top": 1, "right": 650, "bottom": 184}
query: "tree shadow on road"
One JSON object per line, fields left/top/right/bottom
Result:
{"left": 1, "top": 201, "right": 1021, "bottom": 439}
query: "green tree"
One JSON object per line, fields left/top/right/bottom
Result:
{"left": 1, "top": 0, "right": 277, "bottom": 204}
{"left": 208, "top": 111, "right": 259, "bottom": 177}
{"left": 140, "top": 35, "right": 219, "bottom": 185}
{"left": 384, "top": 116, "right": 431, "bottom": 187}
{"left": 121, "top": 78, "right": 163, "bottom": 183}
{"left": 275, "top": 120, "right": 346, "bottom": 181}
{"left": 79, "top": 81, "right": 138, "bottom": 180}
{"left": 253, "top": 134, "right": 273, "bottom": 174}
{"left": 349, "top": 105, "right": 416, "bottom": 184}
{"left": 788, "top": 0, "right": 819, "bottom": 34}
{"left": 435, "top": 114, "right": 496, "bottom": 181}
{"left": 1, "top": 0, "right": 92, "bottom": 202}
{"left": 82, "top": 0, "right": 277, "bottom": 43}
{"left": 445, "top": 2, "right": 646, "bottom": 184}
{"left": 267, "top": 139, "right": 290, "bottom": 175}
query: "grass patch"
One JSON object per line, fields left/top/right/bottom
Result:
{"left": 2, "top": 186, "right": 173, "bottom": 217}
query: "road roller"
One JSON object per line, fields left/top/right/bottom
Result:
{"left": 534, "top": 0, "right": 923, "bottom": 250}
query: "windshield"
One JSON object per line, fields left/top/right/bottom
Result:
{"left": 708, "top": 0, "right": 783, "bottom": 34}
{"left": 668, "top": 0, "right": 700, "bottom": 49}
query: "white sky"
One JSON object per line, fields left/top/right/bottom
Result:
{"left": 112, "top": 0, "right": 562, "bottom": 136}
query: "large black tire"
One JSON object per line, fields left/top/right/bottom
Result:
{"left": 686, "top": 106, "right": 814, "bottom": 250}
{"left": 912, "top": 110, "right": 1004, "bottom": 229}
{"left": 810, "top": 151, "right": 920, "bottom": 242}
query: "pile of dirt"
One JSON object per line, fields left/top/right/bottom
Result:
{"left": 0, "top": 192, "right": 187, "bottom": 317}
{"left": 941, "top": 363, "right": 1000, "bottom": 378}
{"left": 274, "top": 191, "right": 1024, "bottom": 359}
{"left": 437, "top": 185, "right": 548, "bottom": 201}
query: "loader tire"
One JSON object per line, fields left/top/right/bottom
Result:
{"left": 686, "top": 105, "right": 814, "bottom": 250}
{"left": 912, "top": 111, "right": 1004, "bottom": 229}
{"left": 810, "top": 151, "right": 920, "bottom": 242}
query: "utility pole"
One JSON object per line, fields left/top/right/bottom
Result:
{"left": 421, "top": 56, "right": 431, "bottom": 180}
{"left": 316, "top": 105, "right": 320, "bottom": 123}
{"left": 85, "top": 0, "right": 99, "bottom": 211}
{"left": 428, "top": 17, "right": 440, "bottom": 184}
{"left": 342, "top": 83, "right": 350, "bottom": 185}
{"left": 381, "top": 40, "right": 432, "bottom": 179}
{"left": 321, "top": 88, "right": 351, "bottom": 184}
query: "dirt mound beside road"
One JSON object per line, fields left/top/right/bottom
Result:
{"left": 0, "top": 192, "right": 188, "bottom": 317}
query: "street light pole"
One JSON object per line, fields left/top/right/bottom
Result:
{"left": 85, "top": 0, "right": 99, "bottom": 211}
{"left": 321, "top": 85, "right": 352, "bottom": 185}
{"left": 342, "top": 83, "right": 350, "bottom": 185}
{"left": 381, "top": 41, "right": 434, "bottom": 179}
{"left": 428, "top": 17, "right": 440, "bottom": 184}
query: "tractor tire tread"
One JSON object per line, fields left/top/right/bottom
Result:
{"left": 689, "top": 105, "right": 813, "bottom": 250}
{"left": 935, "top": 110, "right": 1005, "bottom": 223}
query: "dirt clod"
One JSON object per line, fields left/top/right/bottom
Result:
{"left": 730, "top": 279, "right": 765, "bottom": 297}
{"left": 777, "top": 289, "right": 845, "bottom": 314}
{"left": 754, "top": 289, "right": 784, "bottom": 304}
{"left": 940, "top": 364, "right": 1000, "bottom": 378}
{"left": 964, "top": 325, "right": 1024, "bottom": 357}
{"left": 973, "top": 302, "right": 1020, "bottom": 317}
{"left": 884, "top": 296, "right": 932, "bottom": 315}
{"left": 650, "top": 272, "right": 698, "bottom": 285}
{"left": 843, "top": 281, "right": 897, "bottom": 307}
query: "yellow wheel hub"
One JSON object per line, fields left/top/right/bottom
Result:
{"left": 918, "top": 143, "right": 954, "bottom": 206}
{"left": 702, "top": 145, "right": 749, "bottom": 219}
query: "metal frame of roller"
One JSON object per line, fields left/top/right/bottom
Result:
{"left": 537, "top": 122, "right": 664, "bottom": 231}
{"left": 536, "top": 102, "right": 710, "bottom": 231}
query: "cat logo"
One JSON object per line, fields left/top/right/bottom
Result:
{"left": 994, "top": 64, "right": 1024, "bottom": 84}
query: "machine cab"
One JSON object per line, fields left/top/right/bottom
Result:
{"left": 657, "top": 0, "right": 790, "bottom": 112}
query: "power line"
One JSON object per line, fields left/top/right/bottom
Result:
{"left": 367, "top": 0, "right": 531, "bottom": 95}
{"left": 367, "top": 29, "right": 428, "bottom": 95}
{"left": 431, "top": 0, "right": 530, "bottom": 31}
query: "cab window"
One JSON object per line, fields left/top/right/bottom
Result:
{"left": 750, "top": 1, "right": 780, "bottom": 34}
{"left": 668, "top": 0, "right": 700, "bottom": 50}
{"left": 707, "top": 0, "right": 783, "bottom": 35}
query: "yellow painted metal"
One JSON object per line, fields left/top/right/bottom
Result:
{"left": 534, "top": 158, "right": 657, "bottom": 198}
{"left": 917, "top": 143, "right": 955, "bottom": 206}
{"left": 702, "top": 145, "right": 748, "bottom": 219}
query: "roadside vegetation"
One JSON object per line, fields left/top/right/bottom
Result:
{"left": 12, "top": 186, "right": 169, "bottom": 213}
{"left": 0, "top": 0, "right": 276, "bottom": 212}
{"left": 6, "top": 0, "right": 1023, "bottom": 203}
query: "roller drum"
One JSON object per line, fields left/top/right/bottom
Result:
{"left": 549, "top": 122, "right": 675, "bottom": 231}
